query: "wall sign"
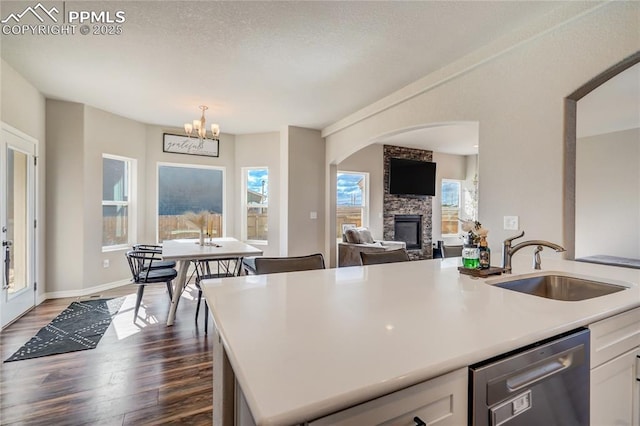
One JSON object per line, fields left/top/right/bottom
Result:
{"left": 163, "top": 133, "right": 219, "bottom": 158}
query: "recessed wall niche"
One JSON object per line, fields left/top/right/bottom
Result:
{"left": 383, "top": 145, "right": 433, "bottom": 260}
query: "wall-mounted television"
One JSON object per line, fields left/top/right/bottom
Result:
{"left": 389, "top": 157, "right": 436, "bottom": 196}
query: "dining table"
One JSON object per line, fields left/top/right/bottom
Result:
{"left": 161, "top": 237, "right": 263, "bottom": 326}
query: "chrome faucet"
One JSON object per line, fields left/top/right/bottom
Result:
{"left": 502, "top": 231, "right": 566, "bottom": 273}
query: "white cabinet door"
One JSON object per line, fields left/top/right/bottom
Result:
{"left": 309, "top": 368, "right": 467, "bottom": 426}
{"left": 591, "top": 347, "right": 639, "bottom": 426}
{"left": 589, "top": 307, "right": 640, "bottom": 369}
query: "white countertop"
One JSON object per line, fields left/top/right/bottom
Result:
{"left": 201, "top": 257, "right": 640, "bottom": 426}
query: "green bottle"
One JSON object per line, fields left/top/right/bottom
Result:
{"left": 462, "top": 244, "right": 480, "bottom": 269}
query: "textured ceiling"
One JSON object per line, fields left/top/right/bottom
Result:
{"left": 1, "top": 0, "right": 569, "bottom": 141}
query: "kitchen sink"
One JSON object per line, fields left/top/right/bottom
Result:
{"left": 488, "top": 273, "right": 627, "bottom": 301}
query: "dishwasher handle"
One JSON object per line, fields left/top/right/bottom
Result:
{"left": 487, "top": 343, "right": 587, "bottom": 401}
{"left": 506, "top": 350, "right": 574, "bottom": 391}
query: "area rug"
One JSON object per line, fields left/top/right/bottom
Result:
{"left": 4, "top": 297, "right": 124, "bottom": 362}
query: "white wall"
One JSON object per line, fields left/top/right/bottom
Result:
{"left": 575, "top": 128, "right": 640, "bottom": 258}
{"left": 324, "top": 2, "right": 640, "bottom": 258}
{"left": 286, "top": 126, "right": 325, "bottom": 257}
{"left": 1, "top": 59, "right": 46, "bottom": 302}
{"left": 337, "top": 144, "right": 384, "bottom": 239}
{"left": 235, "top": 131, "right": 281, "bottom": 256}
{"left": 45, "top": 102, "right": 147, "bottom": 294}
{"left": 45, "top": 100, "right": 86, "bottom": 293}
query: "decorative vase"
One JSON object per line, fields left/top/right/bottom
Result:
{"left": 199, "top": 229, "right": 205, "bottom": 246}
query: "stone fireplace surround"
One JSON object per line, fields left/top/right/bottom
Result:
{"left": 382, "top": 145, "right": 433, "bottom": 260}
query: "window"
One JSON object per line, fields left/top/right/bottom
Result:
{"left": 242, "top": 167, "right": 268, "bottom": 242}
{"left": 157, "top": 164, "right": 225, "bottom": 242}
{"left": 336, "top": 171, "right": 369, "bottom": 238}
{"left": 441, "top": 179, "right": 461, "bottom": 235}
{"left": 102, "top": 155, "right": 135, "bottom": 249}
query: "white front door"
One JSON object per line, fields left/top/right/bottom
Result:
{"left": 1, "top": 124, "right": 37, "bottom": 328}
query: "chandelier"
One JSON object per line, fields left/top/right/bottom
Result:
{"left": 184, "top": 105, "right": 220, "bottom": 141}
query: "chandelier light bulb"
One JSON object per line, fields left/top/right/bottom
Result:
{"left": 183, "top": 105, "right": 220, "bottom": 141}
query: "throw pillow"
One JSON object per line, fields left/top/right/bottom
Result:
{"left": 345, "top": 228, "right": 362, "bottom": 244}
{"left": 356, "top": 227, "right": 375, "bottom": 244}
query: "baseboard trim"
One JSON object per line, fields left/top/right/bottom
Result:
{"left": 42, "top": 279, "right": 131, "bottom": 302}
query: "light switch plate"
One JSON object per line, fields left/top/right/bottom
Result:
{"left": 310, "top": 211, "right": 317, "bottom": 220}
{"left": 503, "top": 216, "right": 519, "bottom": 230}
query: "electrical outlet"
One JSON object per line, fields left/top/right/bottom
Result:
{"left": 503, "top": 216, "right": 519, "bottom": 231}
{"left": 103, "top": 259, "right": 110, "bottom": 268}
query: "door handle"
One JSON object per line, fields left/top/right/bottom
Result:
{"left": 2, "top": 240, "right": 11, "bottom": 290}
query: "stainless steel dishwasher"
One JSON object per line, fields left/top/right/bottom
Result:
{"left": 470, "top": 328, "right": 590, "bottom": 426}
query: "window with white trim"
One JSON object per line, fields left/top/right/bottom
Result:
{"left": 102, "top": 154, "right": 135, "bottom": 249}
{"left": 336, "top": 171, "right": 369, "bottom": 238}
{"left": 242, "top": 167, "right": 268, "bottom": 243}
{"left": 441, "top": 179, "right": 461, "bottom": 235}
{"left": 157, "top": 163, "right": 225, "bottom": 242}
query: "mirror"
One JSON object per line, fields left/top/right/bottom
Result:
{"left": 564, "top": 52, "right": 640, "bottom": 268}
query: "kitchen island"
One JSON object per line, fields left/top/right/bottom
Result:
{"left": 201, "top": 256, "right": 640, "bottom": 425}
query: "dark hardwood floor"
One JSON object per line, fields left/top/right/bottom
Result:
{"left": 0, "top": 282, "right": 214, "bottom": 425}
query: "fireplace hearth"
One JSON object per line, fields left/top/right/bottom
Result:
{"left": 394, "top": 215, "right": 422, "bottom": 250}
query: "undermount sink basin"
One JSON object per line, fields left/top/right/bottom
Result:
{"left": 488, "top": 273, "right": 628, "bottom": 301}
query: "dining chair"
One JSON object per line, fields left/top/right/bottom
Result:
{"left": 241, "top": 257, "right": 258, "bottom": 275}
{"left": 193, "top": 258, "right": 243, "bottom": 333}
{"left": 433, "top": 240, "right": 444, "bottom": 259}
{"left": 360, "top": 248, "right": 410, "bottom": 265}
{"left": 125, "top": 250, "right": 177, "bottom": 320}
{"left": 132, "top": 243, "right": 177, "bottom": 270}
{"left": 254, "top": 253, "right": 325, "bottom": 275}
{"left": 442, "top": 244, "right": 463, "bottom": 258}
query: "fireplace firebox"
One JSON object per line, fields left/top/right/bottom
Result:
{"left": 394, "top": 215, "right": 422, "bottom": 250}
